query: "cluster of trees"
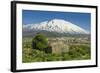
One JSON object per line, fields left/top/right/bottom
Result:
{"left": 32, "top": 33, "right": 49, "bottom": 51}
{"left": 31, "top": 33, "right": 53, "bottom": 53}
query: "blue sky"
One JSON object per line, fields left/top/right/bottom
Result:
{"left": 22, "top": 10, "right": 91, "bottom": 31}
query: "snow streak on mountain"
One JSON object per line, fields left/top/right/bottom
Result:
{"left": 23, "top": 19, "right": 89, "bottom": 34}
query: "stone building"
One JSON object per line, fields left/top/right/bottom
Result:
{"left": 45, "top": 39, "right": 69, "bottom": 54}
{"left": 44, "top": 37, "right": 89, "bottom": 54}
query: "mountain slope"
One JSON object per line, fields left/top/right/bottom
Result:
{"left": 23, "top": 19, "right": 89, "bottom": 37}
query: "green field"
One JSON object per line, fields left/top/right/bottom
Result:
{"left": 22, "top": 37, "right": 91, "bottom": 63}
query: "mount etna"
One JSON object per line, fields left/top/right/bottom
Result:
{"left": 23, "top": 19, "right": 89, "bottom": 37}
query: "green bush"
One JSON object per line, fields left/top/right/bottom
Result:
{"left": 32, "top": 33, "right": 48, "bottom": 51}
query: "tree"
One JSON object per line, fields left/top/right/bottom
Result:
{"left": 32, "top": 33, "right": 48, "bottom": 51}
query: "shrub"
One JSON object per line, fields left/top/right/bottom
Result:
{"left": 32, "top": 33, "right": 48, "bottom": 51}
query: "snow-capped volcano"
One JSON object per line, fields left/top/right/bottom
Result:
{"left": 23, "top": 19, "right": 89, "bottom": 35}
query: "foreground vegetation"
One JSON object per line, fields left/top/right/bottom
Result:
{"left": 22, "top": 45, "right": 90, "bottom": 63}
{"left": 22, "top": 35, "right": 91, "bottom": 63}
